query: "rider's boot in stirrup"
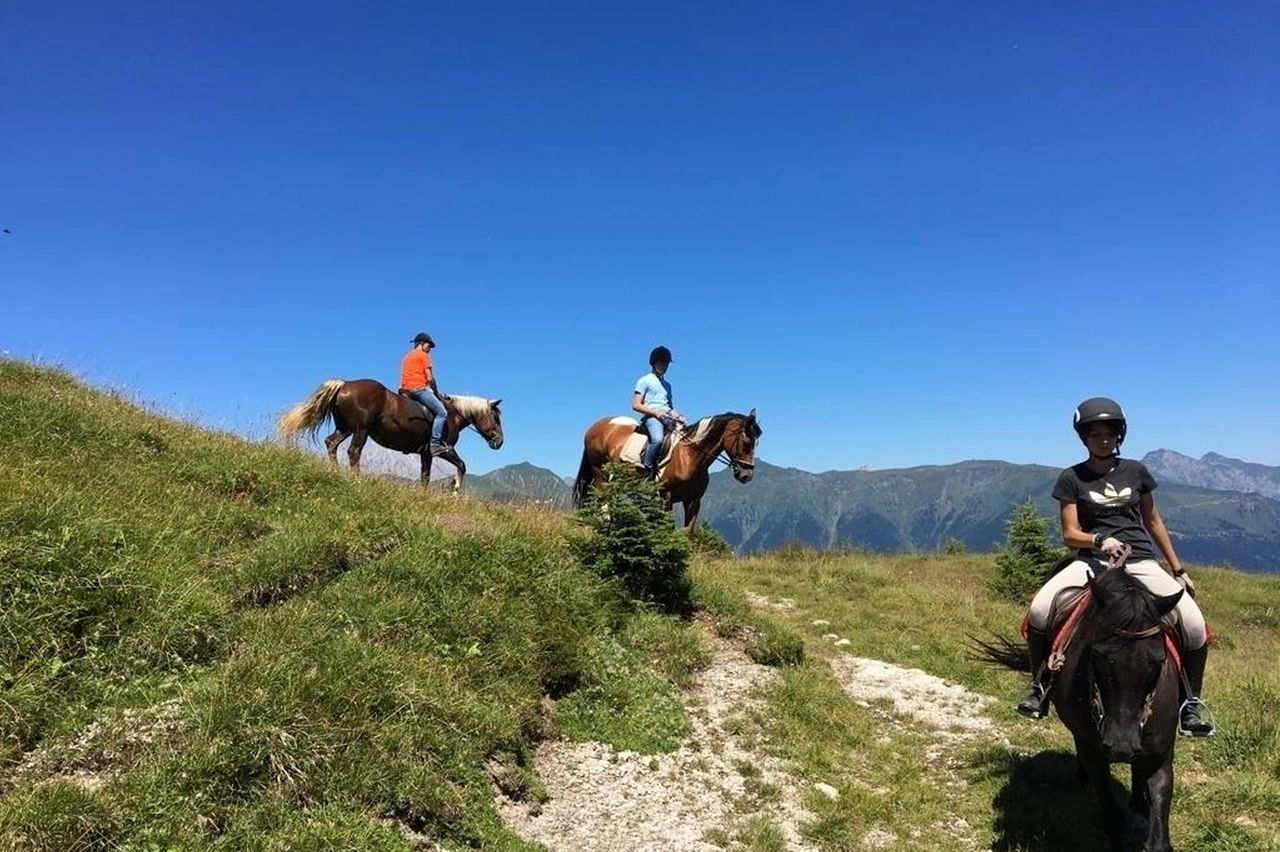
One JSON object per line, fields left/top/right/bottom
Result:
{"left": 1180, "top": 644, "right": 1214, "bottom": 737}
{"left": 1016, "top": 628, "right": 1051, "bottom": 719}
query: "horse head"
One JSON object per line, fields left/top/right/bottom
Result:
{"left": 720, "top": 408, "right": 762, "bottom": 483}
{"left": 449, "top": 396, "right": 505, "bottom": 450}
{"left": 1084, "top": 569, "right": 1183, "bottom": 762}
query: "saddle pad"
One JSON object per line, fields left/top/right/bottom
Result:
{"left": 620, "top": 433, "right": 648, "bottom": 465}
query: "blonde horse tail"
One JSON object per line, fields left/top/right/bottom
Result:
{"left": 278, "top": 379, "right": 344, "bottom": 446}
{"left": 571, "top": 449, "right": 595, "bottom": 508}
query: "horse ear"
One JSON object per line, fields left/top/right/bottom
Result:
{"left": 1154, "top": 590, "right": 1183, "bottom": 616}
{"left": 1087, "top": 572, "right": 1114, "bottom": 607}
{"left": 748, "top": 407, "right": 756, "bottom": 419}
{"left": 490, "top": 398, "right": 502, "bottom": 407}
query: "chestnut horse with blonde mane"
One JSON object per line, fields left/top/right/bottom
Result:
{"left": 571, "top": 410, "right": 761, "bottom": 530}
{"left": 278, "top": 378, "right": 503, "bottom": 492}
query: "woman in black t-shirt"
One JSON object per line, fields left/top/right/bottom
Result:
{"left": 1016, "top": 397, "right": 1213, "bottom": 737}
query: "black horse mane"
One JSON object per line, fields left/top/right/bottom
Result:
{"left": 1084, "top": 567, "right": 1163, "bottom": 640}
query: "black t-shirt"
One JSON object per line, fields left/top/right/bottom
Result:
{"left": 1052, "top": 458, "right": 1159, "bottom": 561}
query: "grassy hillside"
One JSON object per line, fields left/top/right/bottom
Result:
{"left": 3, "top": 358, "right": 1278, "bottom": 851}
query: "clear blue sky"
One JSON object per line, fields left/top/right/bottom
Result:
{"left": 4, "top": 1, "right": 1278, "bottom": 477}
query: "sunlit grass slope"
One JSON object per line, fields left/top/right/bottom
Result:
{"left": 0, "top": 359, "right": 721, "bottom": 850}
{"left": 694, "top": 546, "right": 1280, "bottom": 851}
{"left": 3, "top": 358, "right": 1278, "bottom": 852}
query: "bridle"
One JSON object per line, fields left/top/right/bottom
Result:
{"left": 714, "top": 419, "right": 756, "bottom": 477}
{"left": 1088, "top": 621, "right": 1168, "bottom": 732}
{"left": 451, "top": 404, "right": 503, "bottom": 449}
{"left": 1077, "top": 542, "right": 1173, "bottom": 733}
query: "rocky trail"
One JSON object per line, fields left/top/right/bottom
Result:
{"left": 494, "top": 594, "right": 1007, "bottom": 851}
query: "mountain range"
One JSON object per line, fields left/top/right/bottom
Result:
{"left": 458, "top": 451, "right": 1280, "bottom": 573}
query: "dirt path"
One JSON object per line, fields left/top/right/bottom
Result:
{"left": 495, "top": 596, "right": 1005, "bottom": 851}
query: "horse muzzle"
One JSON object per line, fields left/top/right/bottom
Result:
{"left": 732, "top": 462, "right": 755, "bottom": 483}
{"left": 487, "top": 435, "right": 504, "bottom": 450}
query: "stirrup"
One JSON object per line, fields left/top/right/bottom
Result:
{"left": 1016, "top": 683, "right": 1050, "bottom": 720}
{"left": 1179, "top": 698, "right": 1215, "bottom": 737}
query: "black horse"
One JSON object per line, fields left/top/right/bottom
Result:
{"left": 979, "top": 567, "right": 1185, "bottom": 852}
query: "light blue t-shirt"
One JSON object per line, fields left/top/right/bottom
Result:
{"left": 634, "top": 372, "right": 673, "bottom": 413}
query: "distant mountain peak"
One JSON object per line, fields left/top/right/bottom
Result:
{"left": 1142, "top": 449, "right": 1280, "bottom": 499}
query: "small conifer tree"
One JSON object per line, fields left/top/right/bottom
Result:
{"left": 989, "top": 501, "right": 1067, "bottom": 602}
{"left": 688, "top": 523, "right": 733, "bottom": 556}
{"left": 570, "top": 463, "right": 692, "bottom": 614}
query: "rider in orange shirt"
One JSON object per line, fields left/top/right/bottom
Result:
{"left": 399, "top": 332, "right": 449, "bottom": 453}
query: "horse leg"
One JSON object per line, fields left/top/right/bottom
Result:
{"left": 347, "top": 428, "right": 369, "bottom": 476}
{"left": 682, "top": 496, "right": 702, "bottom": 531}
{"left": 1135, "top": 757, "right": 1174, "bottom": 852}
{"left": 323, "top": 429, "right": 350, "bottom": 470}
{"left": 418, "top": 451, "right": 432, "bottom": 488}
{"left": 449, "top": 455, "right": 465, "bottom": 494}
{"left": 1075, "top": 741, "right": 1127, "bottom": 852}
{"left": 433, "top": 447, "right": 464, "bottom": 493}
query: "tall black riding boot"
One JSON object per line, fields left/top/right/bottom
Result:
{"left": 1016, "top": 627, "right": 1051, "bottom": 719}
{"left": 1180, "top": 645, "right": 1214, "bottom": 737}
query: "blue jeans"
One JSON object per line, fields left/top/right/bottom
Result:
{"left": 406, "top": 389, "right": 447, "bottom": 444}
{"left": 642, "top": 415, "right": 666, "bottom": 469}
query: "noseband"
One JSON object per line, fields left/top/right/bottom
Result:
{"left": 716, "top": 450, "right": 754, "bottom": 474}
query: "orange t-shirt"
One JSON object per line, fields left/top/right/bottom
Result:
{"left": 399, "top": 348, "right": 433, "bottom": 390}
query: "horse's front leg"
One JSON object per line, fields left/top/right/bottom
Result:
{"left": 418, "top": 451, "right": 432, "bottom": 488}
{"left": 323, "top": 430, "right": 350, "bottom": 469}
{"left": 682, "top": 496, "right": 702, "bottom": 531}
{"left": 1074, "top": 740, "right": 1127, "bottom": 852}
{"left": 434, "top": 448, "right": 464, "bottom": 493}
{"left": 1135, "top": 757, "right": 1174, "bottom": 852}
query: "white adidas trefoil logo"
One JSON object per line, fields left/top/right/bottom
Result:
{"left": 1088, "top": 483, "right": 1133, "bottom": 507}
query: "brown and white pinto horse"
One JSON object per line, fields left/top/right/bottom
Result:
{"left": 571, "top": 410, "right": 761, "bottom": 530}
{"left": 278, "top": 378, "right": 503, "bottom": 492}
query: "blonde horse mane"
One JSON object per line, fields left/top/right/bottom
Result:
{"left": 449, "top": 394, "right": 498, "bottom": 420}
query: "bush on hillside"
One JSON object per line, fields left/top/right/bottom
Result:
{"left": 688, "top": 523, "right": 733, "bottom": 556}
{"left": 989, "top": 501, "right": 1067, "bottom": 602}
{"left": 570, "top": 464, "right": 693, "bottom": 615}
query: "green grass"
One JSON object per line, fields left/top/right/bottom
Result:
{"left": 4, "top": 357, "right": 1279, "bottom": 851}
{"left": 696, "top": 551, "right": 1280, "bottom": 851}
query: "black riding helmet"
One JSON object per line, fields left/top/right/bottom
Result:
{"left": 412, "top": 332, "right": 436, "bottom": 347}
{"left": 1073, "top": 397, "right": 1127, "bottom": 449}
{"left": 649, "top": 345, "right": 673, "bottom": 366}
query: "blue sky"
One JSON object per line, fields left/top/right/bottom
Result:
{"left": 4, "top": 1, "right": 1278, "bottom": 477}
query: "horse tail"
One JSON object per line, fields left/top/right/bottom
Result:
{"left": 969, "top": 633, "right": 1032, "bottom": 674}
{"left": 278, "top": 379, "right": 344, "bottom": 446}
{"left": 571, "top": 449, "right": 594, "bottom": 508}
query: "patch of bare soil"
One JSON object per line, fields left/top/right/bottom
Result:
{"left": 495, "top": 634, "right": 819, "bottom": 851}
{"left": 496, "top": 595, "right": 1004, "bottom": 851}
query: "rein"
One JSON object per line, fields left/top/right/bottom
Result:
{"left": 715, "top": 450, "right": 754, "bottom": 472}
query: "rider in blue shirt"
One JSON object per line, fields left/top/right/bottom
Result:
{"left": 632, "top": 345, "right": 686, "bottom": 478}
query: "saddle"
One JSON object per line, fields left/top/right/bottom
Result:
{"left": 1027, "top": 545, "right": 1190, "bottom": 682}
{"left": 397, "top": 390, "right": 432, "bottom": 422}
{"left": 616, "top": 418, "right": 682, "bottom": 474}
